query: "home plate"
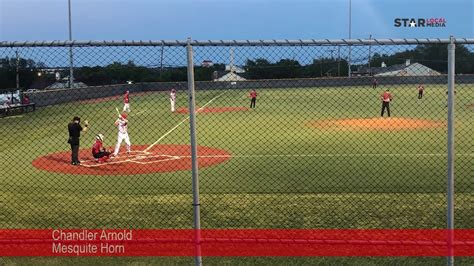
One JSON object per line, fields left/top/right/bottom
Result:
{"left": 32, "top": 144, "right": 231, "bottom": 175}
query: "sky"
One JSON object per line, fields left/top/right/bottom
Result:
{"left": 0, "top": 0, "right": 473, "bottom": 41}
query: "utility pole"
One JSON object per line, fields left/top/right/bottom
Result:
{"left": 368, "top": 34, "right": 372, "bottom": 76}
{"left": 230, "top": 47, "right": 234, "bottom": 73}
{"left": 328, "top": 49, "right": 335, "bottom": 77}
{"left": 338, "top": 46, "right": 341, "bottom": 76}
{"left": 348, "top": 0, "right": 352, "bottom": 78}
{"left": 320, "top": 59, "right": 323, "bottom": 77}
{"left": 16, "top": 50, "right": 20, "bottom": 89}
{"left": 160, "top": 43, "right": 164, "bottom": 73}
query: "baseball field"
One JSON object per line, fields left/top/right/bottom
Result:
{"left": 1, "top": 84, "right": 474, "bottom": 265}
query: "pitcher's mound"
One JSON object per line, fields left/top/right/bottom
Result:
{"left": 308, "top": 118, "right": 445, "bottom": 130}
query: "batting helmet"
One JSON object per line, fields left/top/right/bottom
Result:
{"left": 96, "top": 134, "right": 104, "bottom": 142}
{"left": 121, "top": 112, "right": 128, "bottom": 119}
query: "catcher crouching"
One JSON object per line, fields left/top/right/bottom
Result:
{"left": 92, "top": 134, "right": 111, "bottom": 163}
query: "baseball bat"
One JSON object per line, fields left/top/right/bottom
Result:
{"left": 115, "top": 107, "right": 121, "bottom": 117}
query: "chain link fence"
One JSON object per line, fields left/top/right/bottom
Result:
{"left": 0, "top": 38, "right": 473, "bottom": 264}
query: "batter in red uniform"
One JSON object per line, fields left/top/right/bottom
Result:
{"left": 249, "top": 89, "right": 257, "bottom": 108}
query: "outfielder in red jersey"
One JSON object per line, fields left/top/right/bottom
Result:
{"left": 380, "top": 89, "right": 393, "bottom": 117}
{"left": 91, "top": 134, "right": 111, "bottom": 163}
{"left": 249, "top": 89, "right": 257, "bottom": 108}
{"left": 123, "top": 90, "right": 130, "bottom": 112}
{"left": 417, "top": 84, "right": 425, "bottom": 99}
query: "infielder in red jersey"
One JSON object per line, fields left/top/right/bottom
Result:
{"left": 91, "top": 134, "right": 111, "bottom": 163}
{"left": 380, "top": 89, "right": 393, "bottom": 117}
{"left": 417, "top": 84, "right": 425, "bottom": 99}
{"left": 123, "top": 90, "right": 130, "bottom": 112}
{"left": 249, "top": 89, "right": 257, "bottom": 108}
{"left": 113, "top": 112, "right": 131, "bottom": 157}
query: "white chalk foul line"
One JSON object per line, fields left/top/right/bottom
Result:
{"left": 144, "top": 92, "right": 226, "bottom": 152}
{"left": 177, "top": 153, "right": 474, "bottom": 158}
{"left": 81, "top": 153, "right": 181, "bottom": 168}
{"left": 2, "top": 115, "right": 24, "bottom": 119}
{"left": 80, "top": 152, "right": 474, "bottom": 168}
{"left": 80, "top": 150, "right": 151, "bottom": 163}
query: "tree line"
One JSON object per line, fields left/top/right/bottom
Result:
{"left": 1, "top": 44, "right": 473, "bottom": 91}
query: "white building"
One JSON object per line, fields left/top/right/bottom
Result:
{"left": 201, "top": 60, "right": 214, "bottom": 67}
{"left": 214, "top": 72, "right": 246, "bottom": 82}
{"left": 354, "top": 60, "right": 441, "bottom": 77}
{"left": 45, "top": 76, "right": 87, "bottom": 89}
{"left": 375, "top": 61, "right": 441, "bottom": 76}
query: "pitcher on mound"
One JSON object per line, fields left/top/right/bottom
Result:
{"left": 113, "top": 112, "right": 131, "bottom": 157}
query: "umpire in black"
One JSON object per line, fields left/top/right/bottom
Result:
{"left": 68, "top": 116, "right": 89, "bottom": 165}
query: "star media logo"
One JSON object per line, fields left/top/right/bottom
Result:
{"left": 394, "top": 17, "right": 447, "bottom": 28}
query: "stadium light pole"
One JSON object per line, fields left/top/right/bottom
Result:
{"left": 16, "top": 50, "right": 20, "bottom": 89}
{"left": 368, "top": 34, "right": 372, "bottom": 76}
{"left": 160, "top": 43, "right": 164, "bottom": 77}
{"left": 348, "top": 0, "right": 352, "bottom": 78}
{"left": 338, "top": 46, "right": 341, "bottom": 76}
{"left": 68, "top": 0, "right": 74, "bottom": 88}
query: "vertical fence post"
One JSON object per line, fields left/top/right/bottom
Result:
{"left": 186, "top": 37, "right": 203, "bottom": 266}
{"left": 446, "top": 36, "right": 455, "bottom": 266}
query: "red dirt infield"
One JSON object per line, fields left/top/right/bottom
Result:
{"left": 32, "top": 144, "right": 231, "bottom": 175}
{"left": 308, "top": 118, "right": 446, "bottom": 131}
{"left": 176, "top": 106, "right": 250, "bottom": 114}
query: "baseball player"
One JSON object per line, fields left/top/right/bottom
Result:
{"left": 445, "top": 90, "right": 457, "bottom": 107}
{"left": 417, "top": 84, "right": 425, "bottom": 99}
{"left": 170, "top": 88, "right": 177, "bottom": 112}
{"left": 249, "top": 89, "right": 257, "bottom": 108}
{"left": 372, "top": 78, "right": 378, "bottom": 89}
{"left": 92, "top": 134, "right": 111, "bottom": 163}
{"left": 380, "top": 89, "right": 393, "bottom": 117}
{"left": 122, "top": 90, "right": 130, "bottom": 112}
{"left": 113, "top": 112, "right": 131, "bottom": 157}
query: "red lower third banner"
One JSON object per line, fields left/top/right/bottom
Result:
{"left": 0, "top": 229, "right": 473, "bottom": 256}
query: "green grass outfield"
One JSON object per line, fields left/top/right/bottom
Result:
{"left": 1, "top": 84, "right": 473, "bottom": 265}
